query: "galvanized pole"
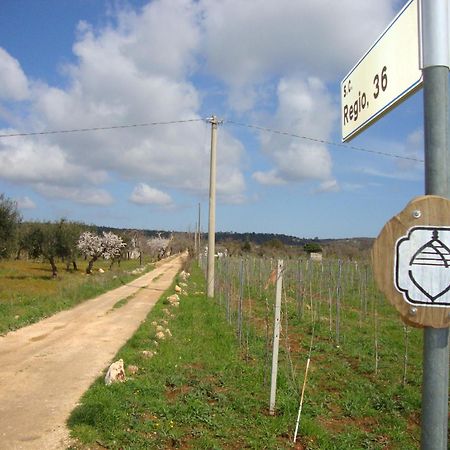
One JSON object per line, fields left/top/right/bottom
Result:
{"left": 421, "top": 1, "right": 449, "bottom": 448}
{"left": 269, "top": 259, "right": 283, "bottom": 415}
{"left": 238, "top": 258, "right": 244, "bottom": 345}
{"left": 207, "top": 116, "right": 218, "bottom": 298}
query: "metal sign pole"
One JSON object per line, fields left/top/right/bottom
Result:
{"left": 421, "top": 1, "right": 449, "bottom": 448}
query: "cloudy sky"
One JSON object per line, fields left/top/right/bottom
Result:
{"left": 0, "top": 0, "right": 426, "bottom": 238}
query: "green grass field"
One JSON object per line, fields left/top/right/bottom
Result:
{"left": 67, "top": 259, "right": 429, "bottom": 449}
{"left": 0, "top": 257, "right": 153, "bottom": 334}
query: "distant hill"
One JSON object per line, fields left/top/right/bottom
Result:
{"left": 215, "top": 231, "right": 305, "bottom": 246}
{"left": 215, "top": 231, "right": 373, "bottom": 248}
{"left": 97, "top": 226, "right": 374, "bottom": 259}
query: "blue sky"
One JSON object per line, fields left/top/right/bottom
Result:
{"left": 0, "top": 0, "right": 427, "bottom": 238}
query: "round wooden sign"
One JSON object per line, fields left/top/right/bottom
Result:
{"left": 372, "top": 195, "right": 450, "bottom": 328}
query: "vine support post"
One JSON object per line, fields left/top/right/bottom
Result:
{"left": 269, "top": 259, "right": 283, "bottom": 415}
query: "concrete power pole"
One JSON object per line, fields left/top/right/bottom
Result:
{"left": 196, "top": 202, "right": 201, "bottom": 259}
{"left": 421, "top": 1, "right": 449, "bottom": 448}
{"left": 207, "top": 116, "right": 219, "bottom": 298}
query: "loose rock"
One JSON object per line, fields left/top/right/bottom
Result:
{"left": 127, "top": 364, "right": 139, "bottom": 375}
{"left": 105, "top": 359, "right": 126, "bottom": 385}
{"left": 167, "top": 294, "right": 179, "bottom": 302}
{"left": 180, "top": 270, "right": 190, "bottom": 281}
{"left": 155, "top": 331, "right": 166, "bottom": 340}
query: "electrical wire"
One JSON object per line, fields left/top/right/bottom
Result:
{"left": 0, "top": 118, "right": 204, "bottom": 139}
{"left": 0, "top": 115, "right": 424, "bottom": 164}
{"left": 225, "top": 119, "right": 424, "bottom": 163}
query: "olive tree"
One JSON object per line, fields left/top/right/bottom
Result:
{"left": 25, "top": 222, "right": 61, "bottom": 277}
{"left": 0, "top": 194, "right": 21, "bottom": 258}
{"left": 56, "top": 220, "right": 85, "bottom": 271}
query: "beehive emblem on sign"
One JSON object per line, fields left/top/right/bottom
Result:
{"left": 395, "top": 227, "right": 450, "bottom": 307}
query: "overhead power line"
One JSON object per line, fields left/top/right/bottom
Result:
{"left": 0, "top": 118, "right": 204, "bottom": 139}
{"left": 225, "top": 120, "right": 424, "bottom": 163}
{"left": 0, "top": 115, "right": 423, "bottom": 163}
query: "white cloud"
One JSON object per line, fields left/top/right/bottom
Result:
{"left": 354, "top": 166, "right": 421, "bottom": 182}
{"left": 201, "top": 0, "right": 395, "bottom": 110}
{"left": 34, "top": 184, "right": 114, "bottom": 206}
{"left": 16, "top": 196, "right": 36, "bottom": 209}
{"left": 0, "top": 1, "right": 246, "bottom": 206}
{"left": 252, "top": 170, "right": 285, "bottom": 186}
{"left": 129, "top": 183, "right": 173, "bottom": 206}
{"left": 341, "top": 183, "right": 364, "bottom": 192}
{"left": 113, "top": 0, "right": 200, "bottom": 79}
{"left": 0, "top": 0, "right": 402, "bottom": 214}
{"left": 396, "top": 128, "right": 423, "bottom": 171}
{"left": 0, "top": 131, "right": 114, "bottom": 206}
{"left": 0, "top": 132, "right": 108, "bottom": 186}
{"left": 254, "top": 77, "right": 337, "bottom": 185}
{"left": 0, "top": 48, "right": 29, "bottom": 101}
{"left": 350, "top": 128, "right": 424, "bottom": 185}
{"left": 315, "top": 179, "right": 340, "bottom": 193}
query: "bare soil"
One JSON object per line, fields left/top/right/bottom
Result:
{"left": 0, "top": 255, "right": 184, "bottom": 449}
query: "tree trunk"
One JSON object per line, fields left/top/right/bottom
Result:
{"left": 72, "top": 260, "right": 78, "bottom": 271}
{"left": 49, "top": 257, "right": 58, "bottom": 278}
{"left": 86, "top": 256, "right": 97, "bottom": 274}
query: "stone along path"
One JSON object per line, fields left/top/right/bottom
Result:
{"left": 0, "top": 255, "right": 185, "bottom": 449}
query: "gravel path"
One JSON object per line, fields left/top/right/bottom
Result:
{"left": 0, "top": 255, "right": 184, "bottom": 449}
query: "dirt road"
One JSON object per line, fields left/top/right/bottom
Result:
{"left": 0, "top": 255, "right": 185, "bottom": 449}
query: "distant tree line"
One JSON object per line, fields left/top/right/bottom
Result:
{"left": 0, "top": 194, "right": 191, "bottom": 277}
{"left": 0, "top": 193, "right": 373, "bottom": 268}
{"left": 214, "top": 231, "right": 307, "bottom": 247}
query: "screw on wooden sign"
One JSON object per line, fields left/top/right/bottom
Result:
{"left": 372, "top": 196, "right": 450, "bottom": 328}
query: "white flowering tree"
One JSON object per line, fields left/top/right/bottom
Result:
{"left": 147, "top": 234, "right": 171, "bottom": 260}
{"left": 102, "top": 231, "right": 127, "bottom": 269}
{"left": 77, "top": 231, "right": 126, "bottom": 274}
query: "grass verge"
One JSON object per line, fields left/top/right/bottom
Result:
{"left": 68, "top": 260, "right": 425, "bottom": 449}
{"left": 0, "top": 258, "right": 154, "bottom": 334}
{"left": 68, "top": 264, "right": 298, "bottom": 449}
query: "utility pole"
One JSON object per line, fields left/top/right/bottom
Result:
{"left": 197, "top": 202, "right": 201, "bottom": 264}
{"left": 207, "top": 116, "right": 219, "bottom": 298}
{"left": 194, "top": 222, "right": 197, "bottom": 256}
{"left": 421, "top": 1, "right": 449, "bottom": 448}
